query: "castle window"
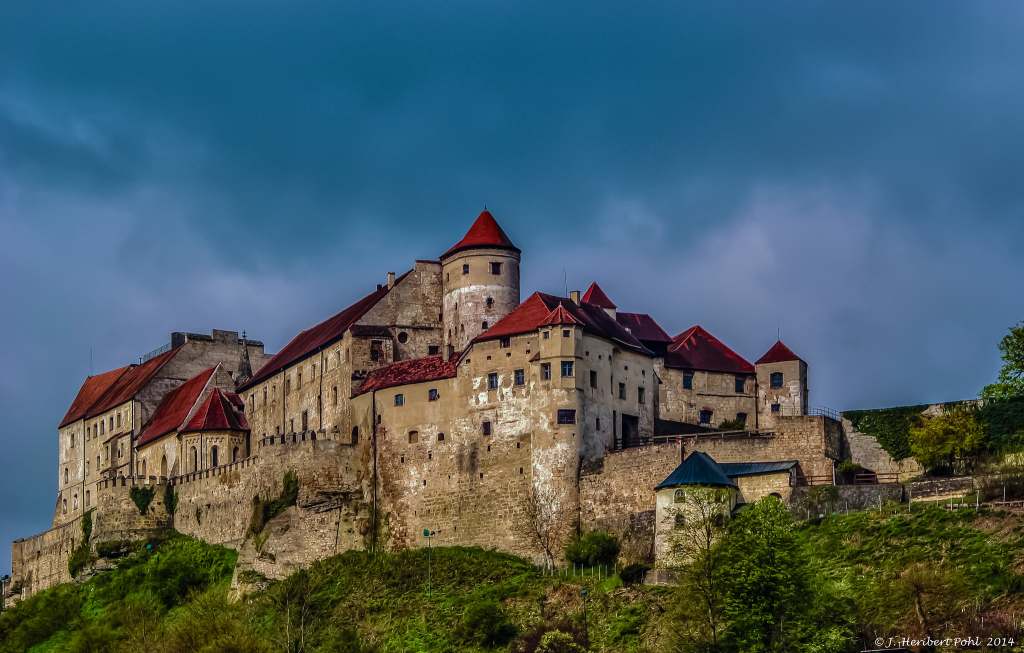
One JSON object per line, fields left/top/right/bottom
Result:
{"left": 481, "top": 321, "right": 489, "bottom": 330}
{"left": 290, "top": 418, "right": 295, "bottom": 433}
{"left": 332, "top": 386, "right": 338, "bottom": 406}
{"left": 736, "top": 412, "right": 748, "bottom": 427}
{"left": 68, "top": 432, "right": 73, "bottom": 448}
{"left": 462, "top": 263, "right": 470, "bottom": 275}
{"left": 674, "top": 488, "right": 686, "bottom": 503}
{"left": 263, "top": 388, "right": 267, "bottom": 406}
{"left": 211, "top": 446, "right": 219, "bottom": 468}
{"left": 618, "top": 382, "right": 626, "bottom": 400}
{"left": 699, "top": 409, "right": 713, "bottom": 425}
{"left": 109, "top": 416, "right": 114, "bottom": 431}
{"left": 85, "top": 490, "right": 90, "bottom": 507}
{"left": 487, "top": 297, "right": 495, "bottom": 309}
{"left": 770, "top": 372, "right": 783, "bottom": 388}
{"left": 543, "top": 331, "right": 550, "bottom": 340}
{"left": 541, "top": 363, "right": 551, "bottom": 380}
{"left": 437, "top": 432, "right": 445, "bottom": 441}
{"left": 590, "top": 370, "right": 597, "bottom": 388}
{"left": 562, "top": 329, "right": 570, "bottom": 338}
{"left": 490, "top": 262, "right": 502, "bottom": 275}
{"left": 62, "top": 498, "right": 67, "bottom": 515}
{"left": 395, "top": 393, "right": 405, "bottom": 407}
{"left": 191, "top": 447, "right": 198, "bottom": 472}
{"left": 371, "top": 340, "right": 383, "bottom": 362}
{"left": 301, "top": 410, "right": 308, "bottom": 432}
{"left": 73, "top": 494, "right": 78, "bottom": 511}
{"left": 488, "top": 373, "right": 499, "bottom": 390}
{"left": 735, "top": 375, "right": 745, "bottom": 394}
{"left": 250, "top": 394, "right": 255, "bottom": 412}
{"left": 499, "top": 336, "right": 510, "bottom": 348}
{"left": 557, "top": 409, "right": 576, "bottom": 425}
{"left": 638, "top": 386, "right": 646, "bottom": 404}
{"left": 596, "top": 417, "right": 601, "bottom": 430}
{"left": 514, "top": 369, "right": 525, "bottom": 385}
{"left": 297, "top": 372, "right": 302, "bottom": 388}
{"left": 96, "top": 456, "right": 100, "bottom": 472}
{"left": 286, "top": 378, "right": 291, "bottom": 393}
{"left": 482, "top": 421, "right": 492, "bottom": 436}
{"left": 85, "top": 461, "right": 89, "bottom": 476}
{"left": 428, "top": 388, "right": 440, "bottom": 401}
{"left": 64, "top": 468, "right": 69, "bottom": 485}
{"left": 100, "top": 420, "right": 105, "bottom": 435}
{"left": 398, "top": 331, "right": 409, "bottom": 344}
{"left": 683, "top": 371, "right": 694, "bottom": 390}
{"left": 561, "top": 361, "right": 574, "bottom": 377}
{"left": 771, "top": 403, "right": 781, "bottom": 413}
{"left": 408, "top": 430, "right": 419, "bottom": 444}
{"left": 116, "top": 412, "right": 121, "bottom": 428}
{"left": 428, "top": 452, "right": 432, "bottom": 460}
{"left": 232, "top": 447, "right": 239, "bottom": 463}
{"left": 351, "top": 427, "right": 359, "bottom": 444}
{"left": 428, "top": 345, "right": 440, "bottom": 355}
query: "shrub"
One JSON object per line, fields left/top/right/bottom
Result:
{"left": 618, "top": 562, "right": 650, "bottom": 585}
{"left": 68, "top": 510, "right": 94, "bottom": 578}
{"left": 130, "top": 486, "right": 156, "bottom": 515}
{"left": 536, "top": 631, "right": 586, "bottom": 653}
{"left": 843, "top": 405, "right": 928, "bottom": 461}
{"left": 564, "top": 531, "right": 619, "bottom": 567}
{"left": 511, "top": 619, "right": 586, "bottom": 653}
{"left": 248, "top": 470, "right": 300, "bottom": 537}
{"left": 458, "top": 599, "right": 517, "bottom": 647}
{"left": 164, "top": 484, "right": 178, "bottom": 515}
{"left": 910, "top": 405, "right": 986, "bottom": 474}
{"left": 96, "top": 539, "right": 133, "bottom": 559}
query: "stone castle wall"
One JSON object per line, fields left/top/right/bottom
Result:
{"left": 10, "top": 516, "right": 83, "bottom": 600}
{"left": 91, "top": 477, "right": 173, "bottom": 543}
{"left": 841, "top": 416, "right": 924, "bottom": 481}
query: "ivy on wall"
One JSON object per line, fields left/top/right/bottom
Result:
{"left": 842, "top": 405, "right": 929, "bottom": 461}
{"left": 130, "top": 486, "right": 156, "bottom": 515}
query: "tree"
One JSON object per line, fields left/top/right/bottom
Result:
{"left": 982, "top": 322, "right": 1024, "bottom": 400}
{"left": 909, "top": 405, "right": 986, "bottom": 474}
{"left": 524, "top": 482, "right": 561, "bottom": 568}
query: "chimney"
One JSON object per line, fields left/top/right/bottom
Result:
{"left": 569, "top": 290, "right": 581, "bottom": 304}
{"left": 386, "top": 271, "right": 396, "bottom": 289}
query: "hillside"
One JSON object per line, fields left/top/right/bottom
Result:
{"left": 2, "top": 504, "right": 1023, "bottom": 652}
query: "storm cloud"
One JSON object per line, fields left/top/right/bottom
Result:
{"left": 1, "top": 2, "right": 1022, "bottom": 571}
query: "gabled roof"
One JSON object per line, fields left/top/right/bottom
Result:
{"left": 441, "top": 210, "right": 519, "bottom": 258}
{"left": 755, "top": 340, "right": 803, "bottom": 365}
{"left": 354, "top": 356, "right": 458, "bottom": 396}
{"left": 581, "top": 282, "right": 617, "bottom": 309}
{"left": 183, "top": 388, "right": 249, "bottom": 433}
{"left": 86, "top": 346, "right": 183, "bottom": 418}
{"left": 540, "top": 303, "right": 582, "bottom": 327}
{"left": 718, "top": 460, "right": 798, "bottom": 478}
{"left": 664, "top": 325, "right": 754, "bottom": 375}
{"left": 59, "top": 366, "right": 131, "bottom": 428}
{"left": 136, "top": 366, "right": 217, "bottom": 446}
{"left": 241, "top": 274, "right": 409, "bottom": 391}
{"left": 656, "top": 452, "right": 737, "bottom": 490}
{"left": 616, "top": 312, "right": 672, "bottom": 345}
{"left": 475, "top": 292, "right": 650, "bottom": 354}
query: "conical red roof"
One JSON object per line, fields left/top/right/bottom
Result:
{"left": 581, "top": 282, "right": 617, "bottom": 309}
{"left": 540, "top": 303, "right": 582, "bottom": 326}
{"left": 755, "top": 340, "right": 802, "bottom": 364}
{"left": 441, "top": 210, "right": 519, "bottom": 258}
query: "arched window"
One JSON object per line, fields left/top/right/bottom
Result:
{"left": 73, "top": 494, "right": 78, "bottom": 511}
{"left": 141, "top": 459, "right": 147, "bottom": 477}
{"left": 64, "top": 468, "right": 69, "bottom": 485}
{"left": 85, "top": 490, "right": 90, "bottom": 507}
{"left": 161, "top": 455, "right": 168, "bottom": 477}
{"left": 351, "top": 426, "right": 359, "bottom": 445}
{"left": 210, "top": 446, "right": 219, "bottom": 468}
{"left": 674, "top": 489, "right": 686, "bottom": 503}
{"left": 232, "top": 447, "right": 239, "bottom": 463}
{"left": 191, "top": 447, "right": 198, "bottom": 473}
{"left": 62, "top": 498, "right": 67, "bottom": 515}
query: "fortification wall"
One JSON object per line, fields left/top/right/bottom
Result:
{"left": 9, "top": 516, "right": 84, "bottom": 600}
{"left": 91, "top": 477, "right": 173, "bottom": 543}
{"left": 579, "top": 442, "right": 683, "bottom": 563}
{"left": 841, "top": 417, "right": 924, "bottom": 481}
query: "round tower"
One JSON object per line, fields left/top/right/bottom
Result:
{"left": 441, "top": 209, "right": 521, "bottom": 356}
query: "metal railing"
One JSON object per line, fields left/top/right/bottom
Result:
{"left": 808, "top": 406, "right": 841, "bottom": 421}
{"left": 140, "top": 342, "right": 171, "bottom": 363}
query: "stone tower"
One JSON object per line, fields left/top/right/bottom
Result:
{"left": 754, "top": 340, "right": 808, "bottom": 428}
{"left": 441, "top": 210, "right": 521, "bottom": 356}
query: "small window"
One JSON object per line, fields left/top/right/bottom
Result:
{"left": 699, "top": 409, "right": 713, "bottom": 425}
{"left": 771, "top": 403, "right": 781, "bottom": 413}
{"left": 297, "top": 372, "right": 302, "bottom": 388}
{"left": 437, "top": 432, "right": 445, "bottom": 442}
{"left": 499, "top": 336, "right": 511, "bottom": 348}
{"left": 490, "top": 261, "right": 502, "bottom": 275}
{"left": 116, "top": 412, "right": 121, "bottom": 428}
{"left": 85, "top": 490, "right": 90, "bottom": 507}
{"left": 428, "top": 388, "right": 440, "bottom": 401}
{"left": 770, "top": 372, "right": 783, "bottom": 388}
{"left": 487, "top": 372, "right": 498, "bottom": 390}
{"left": 481, "top": 420, "right": 492, "bottom": 436}
{"left": 332, "top": 386, "right": 339, "bottom": 406}
{"left": 542, "top": 331, "right": 550, "bottom": 340}
{"left": 561, "top": 361, "right": 574, "bottom": 377}
{"left": 618, "top": 382, "right": 626, "bottom": 400}
{"left": 735, "top": 375, "right": 745, "bottom": 394}
{"left": 462, "top": 263, "right": 470, "bottom": 275}
{"left": 408, "top": 430, "right": 419, "bottom": 444}
{"left": 351, "top": 426, "right": 359, "bottom": 444}
{"left": 557, "top": 409, "right": 576, "bottom": 425}
{"left": 301, "top": 410, "right": 309, "bottom": 432}
{"left": 736, "top": 412, "right": 748, "bottom": 427}
{"left": 514, "top": 369, "right": 525, "bottom": 385}
{"left": 211, "top": 446, "right": 219, "bottom": 468}
{"left": 638, "top": 386, "right": 646, "bottom": 404}
{"left": 487, "top": 297, "right": 495, "bottom": 309}
{"left": 541, "top": 363, "right": 551, "bottom": 380}
{"left": 683, "top": 371, "right": 694, "bottom": 390}
{"left": 370, "top": 340, "right": 384, "bottom": 362}
{"left": 481, "top": 321, "right": 489, "bottom": 330}
{"left": 64, "top": 468, "right": 69, "bottom": 484}
{"left": 394, "top": 393, "right": 405, "bottom": 407}
{"left": 398, "top": 331, "right": 409, "bottom": 344}
{"left": 428, "top": 345, "right": 440, "bottom": 355}
{"left": 596, "top": 417, "right": 601, "bottom": 430}
{"left": 562, "top": 329, "right": 570, "bottom": 338}
{"left": 590, "top": 370, "right": 597, "bottom": 388}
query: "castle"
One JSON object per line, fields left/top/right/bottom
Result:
{"left": 8, "top": 210, "right": 899, "bottom": 601}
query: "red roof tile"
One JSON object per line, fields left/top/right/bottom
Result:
{"left": 540, "top": 303, "right": 582, "bottom": 326}
{"left": 59, "top": 366, "right": 131, "bottom": 428}
{"left": 616, "top": 312, "right": 672, "bottom": 344}
{"left": 241, "top": 275, "right": 408, "bottom": 391}
{"left": 86, "top": 347, "right": 182, "bottom": 418}
{"left": 355, "top": 356, "right": 458, "bottom": 395}
{"left": 665, "top": 325, "right": 754, "bottom": 375}
{"left": 183, "top": 388, "right": 249, "bottom": 433}
{"left": 581, "top": 282, "right": 617, "bottom": 309}
{"left": 136, "top": 367, "right": 217, "bottom": 446}
{"left": 476, "top": 292, "right": 650, "bottom": 353}
{"left": 755, "top": 340, "right": 803, "bottom": 365}
{"left": 441, "top": 210, "right": 519, "bottom": 258}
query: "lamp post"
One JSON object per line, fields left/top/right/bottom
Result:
{"left": 423, "top": 529, "right": 436, "bottom": 598}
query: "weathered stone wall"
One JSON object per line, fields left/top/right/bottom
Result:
{"left": 841, "top": 417, "right": 924, "bottom": 482}
{"left": 657, "top": 364, "right": 757, "bottom": 429}
{"left": 91, "top": 477, "right": 173, "bottom": 542}
{"left": 791, "top": 483, "right": 904, "bottom": 514}
{"left": 907, "top": 475, "right": 974, "bottom": 501}
{"left": 734, "top": 471, "right": 794, "bottom": 504}
{"left": 441, "top": 247, "right": 520, "bottom": 354}
{"left": 10, "top": 516, "right": 83, "bottom": 600}
{"left": 755, "top": 359, "right": 808, "bottom": 429}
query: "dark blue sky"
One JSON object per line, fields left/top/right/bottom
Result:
{"left": 2, "top": 3, "right": 1022, "bottom": 572}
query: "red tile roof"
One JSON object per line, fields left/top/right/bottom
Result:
{"left": 355, "top": 356, "right": 458, "bottom": 396}
{"left": 476, "top": 292, "right": 650, "bottom": 353}
{"left": 59, "top": 366, "right": 131, "bottom": 428}
{"left": 183, "top": 388, "right": 249, "bottom": 433}
{"left": 616, "top": 312, "right": 672, "bottom": 344}
{"left": 441, "top": 210, "right": 519, "bottom": 258}
{"left": 136, "top": 366, "right": 217, "bottom": 446}
{"left": 86, "top": 346, "right": 183, "bottom": 418}
{"left": 755, "top": 340, "right": 803, "bottom": 365}
{"left": 581, "top": 282, "right": 617, "bottom": 309}
{"left": 241, "top": 275, "right": 408, "bottom": 391}
{"left": 665, "top": 325, "right": 754, "bottom": 375}
{"left": 540, "top": 303, "right": 582, "bottom": 326}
